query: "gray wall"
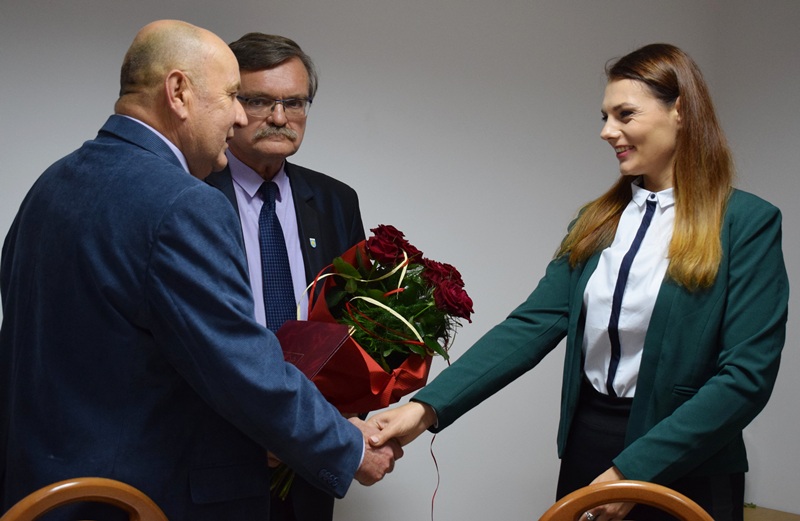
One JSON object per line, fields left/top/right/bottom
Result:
{"left": 1, "top": 1, "right": 798, "bottom": 519}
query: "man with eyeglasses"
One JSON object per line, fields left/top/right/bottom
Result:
{"left": 206, "top": 33, "right": 365, "bottom": 521}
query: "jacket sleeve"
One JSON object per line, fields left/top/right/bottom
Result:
{"left": 614, "top": 193, "right": 789, "bottom": 483}
{"left": 142, "top": 184, "right": 363, "bottom": 498}
{"left": 414, "top": 253, "right": 574, "bottom": 431}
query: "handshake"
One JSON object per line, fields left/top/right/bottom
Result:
{"left": 351, "top": 402, "right": 438, "bottom": 485}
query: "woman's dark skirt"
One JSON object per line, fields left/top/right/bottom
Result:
{"left": 556, "top": 379, "right": 744, "bottom": 521}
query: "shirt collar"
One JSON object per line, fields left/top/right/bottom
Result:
{"left": 631, "top": 180, "right": 675, "bottom": 210}
{"left": 121, "top": 115, "right": 190, "bottom": 173}
{"left": 226, "top": 150, "right": 289, "bottom": 201}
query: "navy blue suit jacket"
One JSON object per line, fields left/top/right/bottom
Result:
{"left": 0, "top": 115, "right": 363, "bottom": 520}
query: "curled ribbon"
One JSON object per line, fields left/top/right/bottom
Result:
{"left": 300, "top": 250, "right": 411, "bottom": 319}
{"left": 349, "top": 295, "right": 424, "bottom": 343}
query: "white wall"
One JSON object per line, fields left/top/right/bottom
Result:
{"left": 1, "top": 1, "right": 798, "bottom": 519}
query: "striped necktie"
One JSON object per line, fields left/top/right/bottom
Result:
{"left": 606, "top": 195, "right": 657, "bottom": 396}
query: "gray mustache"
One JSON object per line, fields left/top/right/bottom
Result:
{"left": 253, "top": 126, "right": 298, "bottom": 141}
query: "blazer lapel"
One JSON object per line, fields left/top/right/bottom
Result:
{"left": 206, "top": 166, "right": 240, "bottom": 213}
{"left": 205, "top": 167, "right": 245, "bottom": 247}
{"left": 286, "top": 162, "right": 326, "bottom": 283}
{"left": 625, "top": 278, "right": 680, "bottom": 441}
{"left": 570, "top": 253, "right": 600, "bottom": 344}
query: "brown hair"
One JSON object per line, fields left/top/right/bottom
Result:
{"left": 557, "top": 43, "right": 733, "bottom": 289}
{"left": 228, "top": 33, "right": 318, "bottom": 99}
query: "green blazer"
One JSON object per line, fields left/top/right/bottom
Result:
{"left": 414, "top": 189, "right": 788, "bottom": 485}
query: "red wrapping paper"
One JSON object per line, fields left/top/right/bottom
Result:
{"left": 306, "top": 242, "right": 432, "bottom": 413}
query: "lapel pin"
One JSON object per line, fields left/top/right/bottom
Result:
{"left": 309, "top": 238, "right": 317, "bottom": 248}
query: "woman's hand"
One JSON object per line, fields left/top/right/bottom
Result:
{"left": 581, "top": 466, "right": 636, "bottom": 521}
{"left": 368, "top": 401, "right": 437, "bottom": 447}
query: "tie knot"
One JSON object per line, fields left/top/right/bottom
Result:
{"left": 259, "top": 181, "right": 279, "bottom": 204}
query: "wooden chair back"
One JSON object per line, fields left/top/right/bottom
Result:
{"left": 0, "top": 477, "right": 168, "bottom": 521}
{"left": 538, "top": 480, "right": 714, "bottom": 521}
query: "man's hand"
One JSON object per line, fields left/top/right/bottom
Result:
{"left": 349, "top": 417, "right": 404, "bottom": 486}
{"left": 266, "top": 451, "right": 282, "bottom": 468}
{"left": 368, "top": 401, "right": 437, "bottom": 447}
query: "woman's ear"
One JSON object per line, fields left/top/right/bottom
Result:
{"left": 673, "top": 96, "right": 682, "bottom": 127}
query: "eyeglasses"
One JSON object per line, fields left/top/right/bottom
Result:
{"left": 236, "top": 95, "right": 312, "bottom": 118}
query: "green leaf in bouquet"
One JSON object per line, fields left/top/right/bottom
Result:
{"left": 421, "top": 317, "right": 446, "bottom": 339}
{"left": 326, "top": 285, "right": 346, "bottom": 308}
{"left": 333, "top": 256, "right": 362, "bottom": 279}
{"left": 425, "top": 337, "right": 450, "bottom": 359}
{"left": 407, "top": 342, "right": 427, "bottom": 357}
{"left": 354, "top": 247, "right": 372, "bottom": 273}
{"left": 397, "top": 286, "right": 425, "bottom": 306}
{"left": 366, "top": 288, "right": 387, "bottom": 301}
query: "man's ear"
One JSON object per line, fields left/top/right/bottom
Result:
{"left": 165, "top": 69, "right": 191, "bottom": 120}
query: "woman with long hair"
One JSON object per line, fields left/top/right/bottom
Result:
{"left": 370, "top": 43, "right": 788, "bottom": 521}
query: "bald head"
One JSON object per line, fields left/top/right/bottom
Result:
{"left": 114, "top": 20, "right": 247, "bottom": 177}
{"left": 118, "top": 20, "right": 213, "bottom": 99}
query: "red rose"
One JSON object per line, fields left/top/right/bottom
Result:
{"left": 367, "top": 225, "right": 423, "bottom": 265}
{"left": 422, "top": 259, "right": 465, "bottom": 287}
{"left": 371, "top": 224, "right": 405, "bottom": 243}
{"left": 433, "top": 280, "right": 474, "bottom": 322}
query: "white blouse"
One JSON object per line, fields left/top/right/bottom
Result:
{"left": 582, "top": 183, "right": 675, "bottom": 397}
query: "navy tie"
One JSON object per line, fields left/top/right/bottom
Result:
{"left": 258, "top": 182, "right": 296, "bottom": 332}
{"left": 606, "top": 196, "right": 657, "bottom": 397}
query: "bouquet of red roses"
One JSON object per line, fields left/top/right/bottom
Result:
{"left": 304, "top": 224, "right": 473, "bottom": 413}
{"left": 272, "top": 225, "right": 473, "bottom": 499}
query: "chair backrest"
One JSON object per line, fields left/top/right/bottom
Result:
{"left": 538, "top": 480, "right": 714, "bottom": 521}
{"left": 0, "top": 477, "right": 169, "bottom": 521}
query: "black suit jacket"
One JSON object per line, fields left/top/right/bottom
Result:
{"left": 206, "top": 161, "right": 365, "bottom": 284}
{"left": 206, "top": 160, "right": 365, "bottom": 521}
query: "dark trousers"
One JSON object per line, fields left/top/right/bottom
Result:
{"left": 269, "top": 475, "right": 335, "bottom": 521}
{"left": 556, "top": 379, "right": 744, "bottom": 521}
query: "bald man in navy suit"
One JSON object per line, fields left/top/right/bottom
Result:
{"left": 0, "top": 20, "right": 399, "bottom": 521}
